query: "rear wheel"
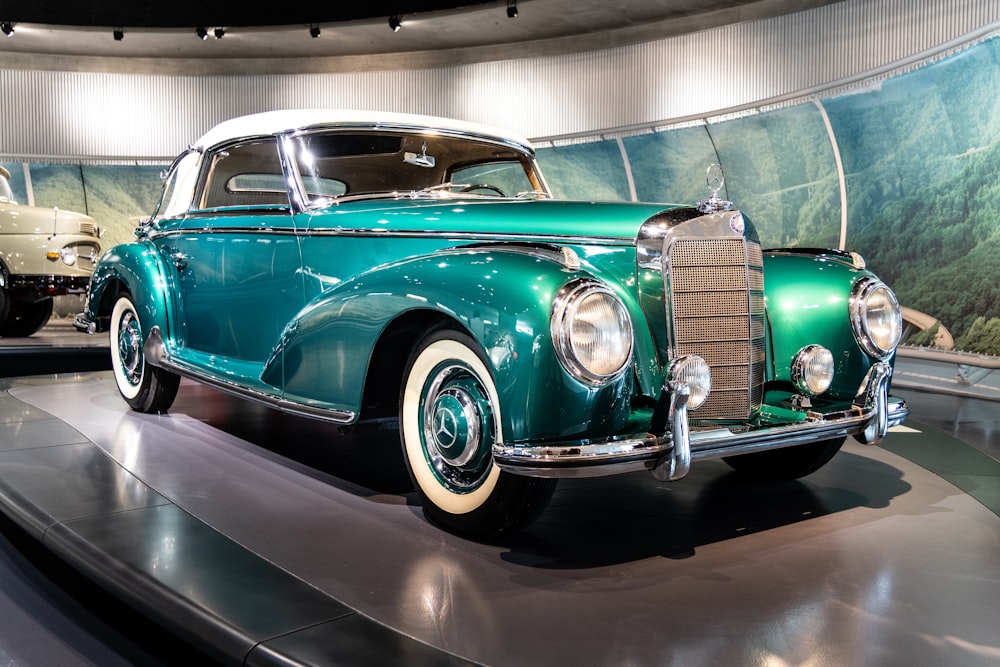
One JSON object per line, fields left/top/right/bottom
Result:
{"left": 400, "top": 328, "right": 556, "bottom": 539}
{"left": 110, "top": 294, "right": 180, "bottom": 413}
{"left": 0, "top": 296, "right": 51, "bottom": 337}
{"left": 722, "top": 437, "right": 846, "bottom": 480}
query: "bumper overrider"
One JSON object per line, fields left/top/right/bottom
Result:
{"left": 493, "top": 362, "right": 908, "bottom": 480}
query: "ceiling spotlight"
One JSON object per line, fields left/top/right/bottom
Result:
{"left": 113, "top": 27, "right": 124, "bottom": 41}
{"left": 507, "top": 1, "right": 518, "bottom": 18}
{"left": 1, "top": 22, "right": 14, "bottom": 37}
{"left": 196, "top": 26, "right": 208, "bottom": 40}
{"left": 388, "top": 15, "right": 402, "bottom": 32}
{"left": 214, "top": 27, "right": 225, "bottom": 39}
{"left": 309, "top": 24, "right": 320, "bottom": 38}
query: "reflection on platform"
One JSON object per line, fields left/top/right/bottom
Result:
{"left": 0, "top": 372, "right": 998, "bottom": 667}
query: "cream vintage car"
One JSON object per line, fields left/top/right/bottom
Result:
{"left": 0, "top": 165, "right": 101, "bottom": 336}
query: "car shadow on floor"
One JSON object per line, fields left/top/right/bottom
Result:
{"left": 169, "top": 380, "right": 918, "bottom": 568}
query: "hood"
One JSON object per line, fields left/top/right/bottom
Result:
{"left": 304, "top": 198, "right": 684, "bottom": 245}
{"left": 0, "top": 201, "right": 100, "bottom": 237}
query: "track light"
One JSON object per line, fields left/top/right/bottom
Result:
{"left": 196, "top": 26, "right": 208, "bottom": 40}
{"left": 309, "top": 24, "right": 320, "bottom": 38}
{"left": 388, "top": 15, "right": 402, "bottom": 32}
{"left": 1, "top": 22, "right": 13, "bottom": 37}
{"left": 214, "top": 27, "right": 225, "bottom": 39}
{"left": 113, "top": 27, "right": 124, "bottom": 41}
{"left": 507, "top": 1, "right": 518, "bottom": 18}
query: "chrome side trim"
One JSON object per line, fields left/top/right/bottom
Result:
{"left": 494, "top": 361, "right": 908, "bottom": 479}
{"left": 147, "top": 224, "right": 629, "bottom": 246}
{"left": 142, "top": 327, "right": 356, "bottom": 425}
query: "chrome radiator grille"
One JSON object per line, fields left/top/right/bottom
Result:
{"left": 667, "top": 238, "right": 765, "bottom": 420}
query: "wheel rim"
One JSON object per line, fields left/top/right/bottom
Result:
{"left": 420, "top": 362, "right": 495, "bottom": 492}
{"left": 117, "top": 309, "right": 143, "bottom": 387}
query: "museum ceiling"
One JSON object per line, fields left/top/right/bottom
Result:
{"left": 0, "top": 0, "right": 841, "bottom": 61}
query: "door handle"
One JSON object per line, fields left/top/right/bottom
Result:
{"left": 170, "top": 251, "right": 191, "bottom": 270}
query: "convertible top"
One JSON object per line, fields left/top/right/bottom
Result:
{"left": 193, "top": 109, "right": 535, "bottom": 155}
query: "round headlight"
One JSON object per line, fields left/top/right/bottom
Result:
{"left": 850, "top": 278, "right": 902, "bottom": 359}
{"left": 667, "top": 355, "right": 712, "bottom": 410}
{"left": 59, "top": 246, "right": 77, "bottom": 266}
{"left": 791, "top": 345, "right": 834, "bottom": 396}
{"left": 551, "top": 280, "right": 633, "bottom": 385}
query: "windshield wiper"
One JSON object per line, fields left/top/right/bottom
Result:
{"left": 408, "top": 183, "right": 470, "bottom": 198}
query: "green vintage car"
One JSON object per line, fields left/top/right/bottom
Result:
{"left": 75, "top": 110, "right": 908, "bottom": 538}
{"left": 1, "top": 165, "right": 101, "bottom": 336}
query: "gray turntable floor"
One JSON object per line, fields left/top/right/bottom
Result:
{"left": 0, "top": 371, "right": 998, "bottom": 666}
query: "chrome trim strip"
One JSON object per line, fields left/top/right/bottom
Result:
{"left": 142, "top": 327, "right": 356, "bottom": 425}
{"left": 494, "top": 361, "right": 908, "bottom": 479}
{"left": 147, "top": 225, "right": 628, "bottom": 246}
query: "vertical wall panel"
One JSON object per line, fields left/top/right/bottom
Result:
{"left": 1, "top": 0, "right": 998, "bottom": 161}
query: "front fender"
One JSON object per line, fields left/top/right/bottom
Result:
{"left": 84, "top": 241, "right": 173, "bottom": 343}
{"left": 272, "top": 247, "right": 635, "bottom": 441}
{"left": 763, "top": 252, "right": 888, "bottom": 398}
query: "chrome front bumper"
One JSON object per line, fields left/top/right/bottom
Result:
{"left": 493, "top": 362, "right": 908, "bottom": 480}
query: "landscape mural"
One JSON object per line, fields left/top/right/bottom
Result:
{"left": 3, "top": 35, "right": 998, "bottom": 354}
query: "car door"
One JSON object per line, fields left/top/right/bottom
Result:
{"left": 155, "top": 137, "right": 304, "bottom": 382}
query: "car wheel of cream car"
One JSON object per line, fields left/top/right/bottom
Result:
{"left": 0, "top": 296, "right": 53, "bottom": 337}
{"left": 400, "top": 328, "right": 556, "bottom": 539}
{"left": 110, "top": 294, "right": 180, "bottom": 413}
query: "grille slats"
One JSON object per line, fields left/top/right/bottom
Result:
{"left": 668, "top": 237, "right": 765, "bottom": 420}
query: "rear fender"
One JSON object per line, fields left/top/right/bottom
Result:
{"left": 85, "top": 242, "right": 174, "bottom": 344}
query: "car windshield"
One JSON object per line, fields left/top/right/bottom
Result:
{"left": 288, "top": 130, "right": 546, "bottom": 205}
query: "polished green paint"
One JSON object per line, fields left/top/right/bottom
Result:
{"left": 303, "top": 198, "right": 674, "bottom": 241}
{"left": 274, "top": 245, "right": 635, "bottom": 442}
{"left": 762, "top": 252, "right": 885, "bottom": 399}
{"left": 87, "top": 241, "right": 174, "bottom": 344}
{"left": 85, "top": 193, "right": 894, "bottom": 446}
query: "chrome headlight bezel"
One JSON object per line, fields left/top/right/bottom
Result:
{"left": 550, "top": 279, "right": 633, "bottom": 386}
{"left": 850, "top": 277, "right": 903, "bottom": 359}
{"left": 791, "top": 344, "right": 835, "bottom": 396}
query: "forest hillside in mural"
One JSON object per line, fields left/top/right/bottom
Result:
{"left": 3, "top": 36, "right": 998, "bottom": 352}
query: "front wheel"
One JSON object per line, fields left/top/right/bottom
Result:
{"left": 110, "top": 294, "right": 180, "bottom": 413}
{"left": 722, "top": 437, "right": 846, "bottom": 480}
{"left": 400, "top": 329, "right": 556, "bottom": 539}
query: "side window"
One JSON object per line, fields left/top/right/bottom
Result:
{"left": 197, "top": 138, "right": 289, "bottom": 209}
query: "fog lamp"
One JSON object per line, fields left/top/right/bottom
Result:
{"left": 667, "top": 356, "right": 711, "bottom": 410}
{"left": 791, "top": 345, "right": 834, "bottom": 395}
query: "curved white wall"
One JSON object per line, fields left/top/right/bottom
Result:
{"left": 1, "top": 0, "right": 998, "bottom": 161}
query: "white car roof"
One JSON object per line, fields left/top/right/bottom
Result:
{"left": 192, "top": 109, "right": 534, "bottom": 154}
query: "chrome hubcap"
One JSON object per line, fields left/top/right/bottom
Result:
{"left": 421, "top": 363, "right": 494, "bottom": 491}
{"left": 117, "top": 311, "right": 142, "bottom": 386}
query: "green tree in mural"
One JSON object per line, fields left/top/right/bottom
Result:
{"left": 956, "top": 317, "right": 1000, "bottom": 356}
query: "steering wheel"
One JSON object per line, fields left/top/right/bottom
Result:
{"left": 459, "top": 183, "right": 506, "bottom": 196}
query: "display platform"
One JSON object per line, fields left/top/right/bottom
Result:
{"left": 0, "top": 362, "right": 998, "bottom": 665}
